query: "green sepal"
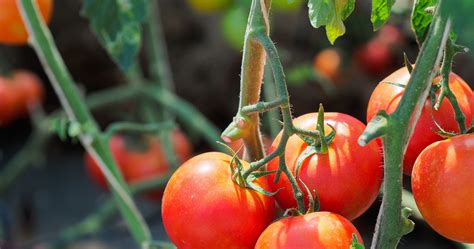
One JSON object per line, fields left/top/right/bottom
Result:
{"left": 247, "top": 174, "right": 282, "bottom": 197}
{"left": 401, "top": 207, "right": 415, "bottom": 236}
{"left": 404, "top": 53, "right": 414, "bottom": 73}
{"left": 432, "top": 119, "right": 457, "bottom": 138}
{"left": 300, "top": 179, "right": 320, "bottom": 213}
{"left": 350, "top": 234, "right": 365, "bottom": 249}
{"left": 295, "top": 127, "right": 335, "bottom": 178}
{"left": 381, "top": 81, "right": 406, "bottom": 88}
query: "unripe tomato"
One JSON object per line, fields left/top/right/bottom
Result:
{"left": 355, "top": 40, "right": 394, "bottom": 76}
{"left": 221, "top": 6, "right": 248, "bottom": 51}
{"left": 0, "top": 0, "right": 53, "bottom": 45}
{"left": 0, "top": 77, "right": 22, "bottom": 125}
{"left": 272, "top": 0, "right": 303, "bottom": 12}
{"left": 313, "top": 48, "right": 342, "bottom": 82}
{"left": 255, "top": 211, "right": 363, "bottom": 249}
{"left": 187, "top": 0, "right": 232, "bottom": 13}
{"left": 412, "top": 134, "right": 474, "bottom": 243}
{"left": 267, "top": 112, "right": 383, "bottom": 220}
{"left": 162, "top": 152, "right": 276, "bottom": 249}
{"left": 84, "top": 130, "right": 192, "bottom": 200}
{"left": 367, "top": 67, "right": 473, "bottom": 175}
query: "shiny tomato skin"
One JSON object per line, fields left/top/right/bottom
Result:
{"left": 267, "top": 113, "right": 383, "bottom": 220}
{"left": 255, "top": 211, "right": 363, "bottom": 249}
{"left": 0, "top": 0, "right": 53, "bottom": 45}
{"left": 84, "top": 135, "right": 127, "bottom": 189}
{"left": 0, "top": 77, "right": 21, "bottom": 125}
{"left": 412, "top": 134, "right": 474, "bottom": 243}
{"left": 12, "top": 70, "right": 44, "bottom": 113}
{"left": 162, "top": 152, "right": 276, "bottom": 249}
{"left": 367, "top": 67, "right": 473, "bottom": 175}
{"left": 313, "top": 48, "right": 341, "bottom": 82}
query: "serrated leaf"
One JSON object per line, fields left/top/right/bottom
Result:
{"left": 411, "top": 0, "right": 437, "bottom": 44}
{"left": 308, "top": 0, "right": 355, "bottom": 44}
{"left": 371, "top": 0, "right": 396, "bottom": 31}
{"left": 81, "top": 0, "right": 147, "bottom": 71}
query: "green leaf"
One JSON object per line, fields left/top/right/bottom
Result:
{"left": 350, "top": 233, "right": 365, "bottom": 249}
{"left": 81, "top": 0, "right": 147, "bottom": 71}
{"left": 371, "top": 0, "right": 396, "bottom": 30}
{"left": 308, "top": 0, "right": 355, "bottom": 44}
{"left": 410, "top": 0, "right": 437, "bottom": 44}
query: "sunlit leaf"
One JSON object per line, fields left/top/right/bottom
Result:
{"left": 371, "top": 0, "right": 396, "bottom": 30}
{"left": 308, "top": 0, "right": 355, "bottom": 44}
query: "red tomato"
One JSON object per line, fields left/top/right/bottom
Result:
{"left": 313, "top": 48, "right": 341, "bottom": 82}
{"left": 0, "top": 0, "right": 53, "bottom": 45}
{"left": 375, "top": 24, "right": 404, "bottom": 47}
{"left": 355, "top": 40, "right": 393, "bottom": 76}
{"left": 0, "top": 77, "right": 22, "bottom": 125}
{"left": 12, "top": 70, "right": 44, "bottom": 113}
{"left": 84, "top": 135, "right": 127, "bottom": 189}
{"left": 367, "top": 67, "right": 473, "bottom": 175}
{"left": 84, "top": 130, "right": 192, "bottom": 200}
{"left": 267, "top": 112, "right": 383, "bottom": 220}
{"left": 255, "top": 211, "right": 363, "bottom": 248}
{"left": 162, "top": 152, "right": 276, "bottom": 249}
{"left": 412, "top": 134, "right": 474, "bottom": 243}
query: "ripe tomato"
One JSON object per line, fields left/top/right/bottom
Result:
{"left": 162, "top": 152, "right": 276, "bottom": 249}
{"left": 12, "top": 70, "right": 44, "bottom": 113}
{"left": 313, "top": 48, "right": 341, "bottom": 82}
{"left": 255, "top": 211, "right": 363, "bottom": 248}
{"left": 221, "top": 6, "right": 248, "bottom": 51}
{"left": 0, "top": 77, "right": 22, "bottom": 125}
{"left": 272, "top": 0, "right": 303, "bottom": 12}
{"left": 412, "top": 134, "right": 474, "bottom": 243}
{"left": 367, "top": 67, "right": 473, "bottom": 175}
{"left": 84, "top": 130, "right": 192, "bottom": 200}
{"left": 355, "top": 40, "right": 393, "bottom": 76}
{"left": 0, "top": 0, "right": 53, "bottom": 45}
{"left": 267, "top": 112, "right": 383, "bottom": 220}
{"left": 187, "top": 0, "right": 231, "bottom": 13}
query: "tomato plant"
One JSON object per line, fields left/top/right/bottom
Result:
{"left": 0, "top": 0, "right": 53, "bottom": 45}
{"left": 161, "top": 152, "right": 276, "bottom": 249}
{"left": 255, "top": 211, "right": 363, "bottom": 248}
{"left": 367, "top": 66, "right": 473, "bottom": 175}
{"left": 84, "top": 130, "right": 192, "bottom": 199}
{"left": 267, "top": 112, "right": 383, "bottom": 220}
{"left": 412, "top": 134, "right": 474, "bottom": 243}
{"left": 313, "top": 48, "right": 342, "bottom": 82}
{"left": 187, "top": 0, "right": 232, "bottom": 13}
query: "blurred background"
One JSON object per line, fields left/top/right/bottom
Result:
{"left": 1, "top": 0, "right": 473, "bottom": 248}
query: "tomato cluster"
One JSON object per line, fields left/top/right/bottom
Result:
{"left": 161, "top": 111, "right": 380, "bottom": 248}
{"left": 0, "top": 70, "right": 45, "bottom": 125}
{"left": 0, "top": 0, "right": 53, "bottom": 45}
{"left": 84, "top": 130, "right": 192, "bottom": 200}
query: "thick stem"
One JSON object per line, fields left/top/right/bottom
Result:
{"left": 366, "top": 1, "right": 451, "bottom": 248}
{"left": 233, "top": 0, "right": 271, "bottom": 161}
{"left": 18, "top": 0, "right": 151, "bottom": 244}
{"left": 263, "top": 61, "right": 281, "bottom": 138}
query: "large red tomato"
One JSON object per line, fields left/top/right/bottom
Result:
{"left": 84, "top": 130, "right": 192, "bottom": 199}
{"left": 162, "top": 152, "right": 276, "bottom": 249}
{"left": 267, "top": 112, "right": 383, "bottom": 220}
{"left": 412, "top": 134, "right": 474, "bottom": 243}
{"left": 0, "top": 0, "right": 53, "bottom": 45}
{"left": 367, "top": 67, "right": 473, "bottom": 175}
{"left": 255, "top": 211, "right": 363, "bottom": 248}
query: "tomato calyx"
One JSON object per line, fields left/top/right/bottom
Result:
{"left": 350, "top": 234, "right": 365, "bottom": 249}
{"left": 294, "top": 104, "right": 335, "bottom": 177}
{"left": 401, "top": 207, "right": 415, "bottom": 236}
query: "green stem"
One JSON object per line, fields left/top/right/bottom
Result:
{"left": 360, "top": 1, "right": 451, "bottom": 248}
{"left": 48, "top": 175, "right": 172, "bottom": 249}
{"left": 143, "top": 0, "right": 179, "bottom": 169}
{"left": 434, "top": 40, "right": 466, "bottom": 133}
{"left": 18, "top": 0, "right": 151, "bottom": 244}
{"left": 263, "top": 61, "right": 281, "bottom": 138}
{"left": 223, "top": 0, "right": 272, "bottom": 161}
